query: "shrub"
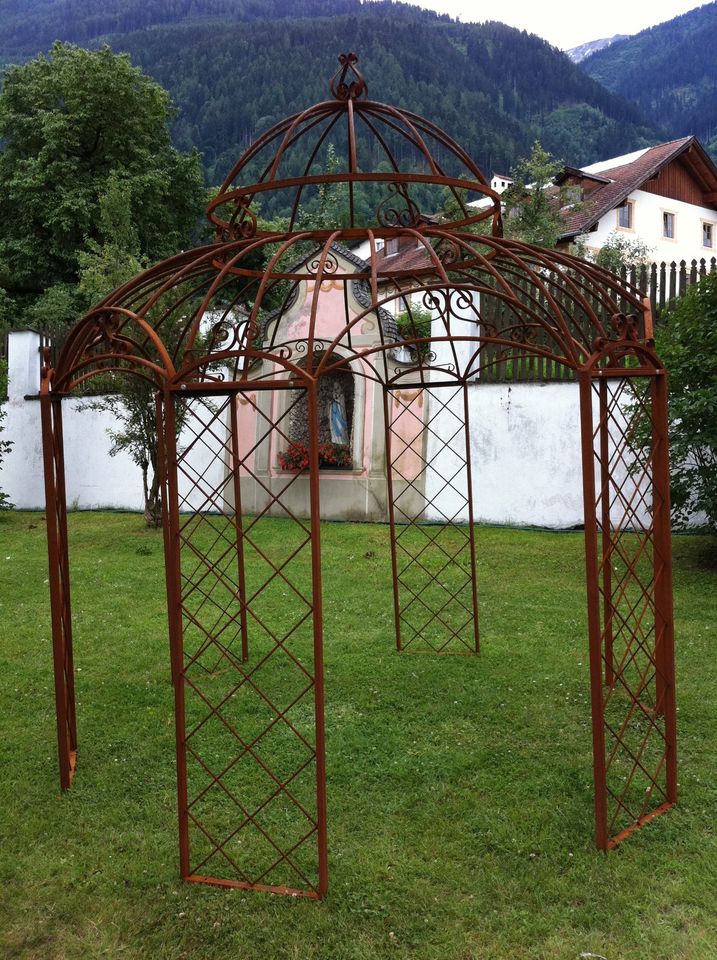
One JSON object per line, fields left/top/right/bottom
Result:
{"left": 395, "top": 305, "right": 433, "bottom": 358}
{"left": 656, "top": 273, "right": 717, "bottom": 533}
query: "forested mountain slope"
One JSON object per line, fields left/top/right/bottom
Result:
{"left": 0, "top": 1, "right": 660, "bottom": 186}
{"left": 581, "top": 2, "right": 717, "bottom": 156}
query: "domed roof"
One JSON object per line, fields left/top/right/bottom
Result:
{"left": 49, "top": 52, "right": 652, "bottom": 396}
{"left": 206, "top": 53, "right": 502, "bottom": 242}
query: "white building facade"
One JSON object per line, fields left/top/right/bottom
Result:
{"left": 558, "top": 137, "right": 717, "bottom": 266}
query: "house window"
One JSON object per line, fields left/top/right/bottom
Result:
{"left": 703, "top": 222, "right": 714, "bottom": 248}
{"left": 617, "top": 200, "right": 633, "bottom": 229}
{"left": 663, "top": 211, "right": 676, "bottom": 239}
{"left": 385, "top": 237, "right": 399, "bottom": 256}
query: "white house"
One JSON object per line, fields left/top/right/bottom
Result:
{"left": 490, "top": 172, "right": 513, "bottom": 194}
{"left": 556, "top": 136, "right": 717, "bottom": 264}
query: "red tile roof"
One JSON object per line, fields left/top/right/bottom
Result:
{"left": 559, "top": 136, "right": 717, "bottom": 239}
{"left": 380, "top": 244, "right": 433, "bottom": 274}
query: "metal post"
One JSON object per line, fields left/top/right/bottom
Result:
{"left": 306, "top": 383, "right": 329, "bottom": 897}
{"left": 229, "top": 392, "right": 250, "bottom": 663}
{"left": 40, "top": 390, "right": 77, "bottom": 791}
{"left": 599, "top": 378, "right": 614, "bottom": 687}
{"left": 462, "top": 382, "right": 480, "bottom": 653}
{"left": 578, "top": 372, "right": 609, "bottom": 851}
{"left": 156, "top": 393, "right": 178, "bottom": 687}
{"left": 382, "top": 386, "right": 403, "bottom": 652}
{"left": 164, "top": 390, "right": 190, "bottom": 878}
{"left": 650, "top": 373, "right": 677, "bottom": 801}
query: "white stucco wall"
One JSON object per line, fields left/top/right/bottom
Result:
{"left": 0, "top": 332, "right": 226, "bottom": 512}
{"left": 424, "top": 380, "right": 585, "bottom": 527}
{"left": 585, "top": 187, "right": 716, "bottom": 267}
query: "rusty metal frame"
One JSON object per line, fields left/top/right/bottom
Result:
{"left": 36, "top": 54, "right": 678, "bottom": 899}
{"left": 579, "top": 336, "right": 677, "bottom": 849}
{"left": 384, "top": 381, "right": 480, "bottom": 655}
{"left": 40, "top": 376, "right": 77, "bottom": 791}
{"left": 162, "top": 383, "right": 328, "bottom": 897}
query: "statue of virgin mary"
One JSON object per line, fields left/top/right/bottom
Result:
{"left": 330, "top": 381, "right": 350, "bottom": 446}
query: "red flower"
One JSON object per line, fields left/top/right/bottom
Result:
{"left": 278, "top": 441, "right": 352, "bottom": 471}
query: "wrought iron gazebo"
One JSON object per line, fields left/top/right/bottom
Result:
{"left": 40, "top": 54, "right": 677, "bottom": 899}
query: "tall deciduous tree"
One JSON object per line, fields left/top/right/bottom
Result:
{"left": 77, "top": 177, "right": 190, "bottom": 527}
{"left": 0, "top": 41, "right": 205, "bottom": 328}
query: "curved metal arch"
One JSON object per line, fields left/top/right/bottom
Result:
{"left": 53, "top": 306, "right": 177, "bottom": 393}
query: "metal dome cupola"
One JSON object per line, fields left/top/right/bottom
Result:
{"left": 206, "top": 53, "right": 503, "bottom": 242}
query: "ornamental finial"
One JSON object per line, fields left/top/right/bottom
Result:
{"left": 330, "top": 53, "right": 368, "bottom": 101}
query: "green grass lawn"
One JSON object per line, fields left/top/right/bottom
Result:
{"left": 0, "top": 511, "right": 715, "bottom": 960}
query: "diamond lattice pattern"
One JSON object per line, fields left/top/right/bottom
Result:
{"left": 388, "top": 386, "right": 478, "bottom": 653}
{"left": 174, "top": 392, "right": 320, "bottom": 893}
{"left": 592, "top": 378, "right": 671, "bottom": 841}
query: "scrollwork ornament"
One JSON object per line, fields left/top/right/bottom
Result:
{"left": 377, "top": 182, "right": 421, "bottom": 228}
{"left": 421, "top": 289, "right": 445, "bottom": 319}
{"left": 223, "top": 195, "right": 257, "bottom": 242}
{"left": 435, "top": 237, "right": 461, "bottom": 266}
{"left": 609, "top": 312, "right": 640, "bottom": 342}
{"left": 502, "top": 322, "right": 540, "bottom": 346}
{"left": 308, "top": 252, "right": 338, "bottom": 276}
{"left": 452, "top": 289, "right": 474, "bottom": 316}
{"left": 480, "top": 318, "right": 499, "bottom": 339}
{"left": 329, "top": 52, "right": 368, "bottom": 101}
{"left": 208, "top": 321, "right": 232, "bottom": 353}
{"left": 89, "top": 312, "right": 135, "bottom": 357}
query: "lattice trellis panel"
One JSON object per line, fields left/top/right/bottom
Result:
{"left": 167, "top": 387, "right": 327, "bottom": 897}
{"left": 385, "top": 384, "right": 479, "bottom": 654}
{"left": 583, "top": 373, "right": 677, "bottom": 848}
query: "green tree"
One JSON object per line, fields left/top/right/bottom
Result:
{"left": 595, "top": 230, "right": 654, "bottom": 272}
{"left": 0, "top": 42, "right": 205, "bottom": 329}
{"left": 294, "top": 143, "right": 348, "bottom": 230}
{"left": 502, "top": 141, "right": 566, "bottom": 248}
{"left": 76, "top": 179, "right": 186, "bottom": 527}
{"left": 656, "top": 273, "right": 717, "bottom": 533}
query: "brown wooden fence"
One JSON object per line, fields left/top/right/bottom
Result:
{"left": 621, "top": 256, "right": 717, "bottom": 315}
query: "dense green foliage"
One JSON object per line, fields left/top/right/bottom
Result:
{"left": 502, "top": 141, "right": 567, "bottom": 248}
{"left": 0, "top": 0, "right": 450, "bottom": 59}
{"left": 1, "top": 514, "right": 716, "bottom": 958}
{"left": 0, "top": 1, "right": 658, "bottom": 192}
{"left": 0, "top": 43, "right": 205, "bottom": 328}
{"left": 594, "top": 231, "right": 654, "bottom": 271}
{"left": 581, "top": 1, "right": 717, "bottom": 158}
{"left": 657, "top": 273, "right": 717, "bottom": 533}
